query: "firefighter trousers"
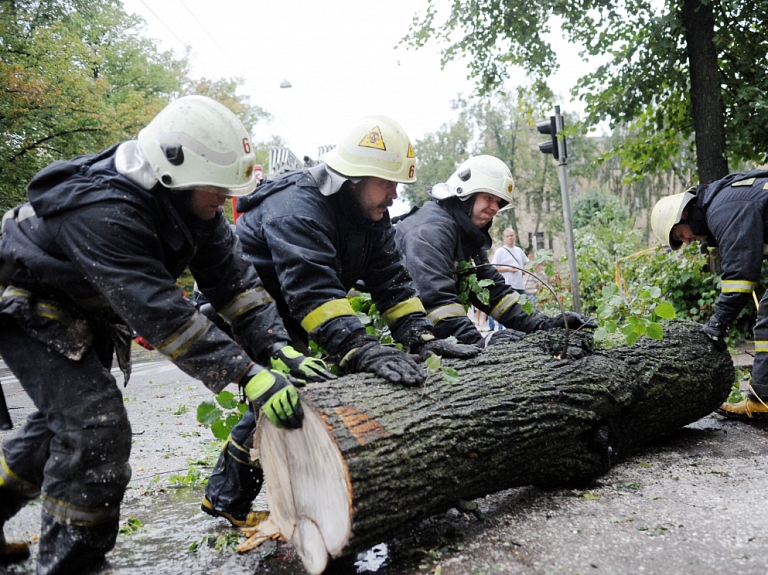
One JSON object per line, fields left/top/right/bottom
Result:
{"left": 0, "top": 316, "right": 132, "bottom": 574}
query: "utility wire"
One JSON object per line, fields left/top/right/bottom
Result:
{"left": 177, "top": 0, "right": 229, "bottom": 60}
{"left": 137, "top": 0, "right": 305, "bottom": 149}
{"left": 138, "top": 0, "right": 188, "bottom": 49}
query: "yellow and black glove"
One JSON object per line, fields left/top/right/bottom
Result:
{"left": 243, "top": 366, "right": 304, "bottom": 429}
{"left": 269, "top": 344, "right": 336, "bottom": 383}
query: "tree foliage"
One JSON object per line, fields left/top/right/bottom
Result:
{"left": 403, "top": 0, "right": 768, "bottom": 183}
{"left": 0, "top": 0, "right": 270, "bottom": 212}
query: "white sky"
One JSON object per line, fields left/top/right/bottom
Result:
{"left": 120, "top": 0, "right": 597, "bottom": 214}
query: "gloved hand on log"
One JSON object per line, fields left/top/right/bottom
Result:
{"left": 538, "top": 312, "right": 597, "bottom": 331}
{"left": 341, "top": 340, "right": 426, "bottom": 386}
{"left": 483, "top": 329, "right": 527, "bottom": 347}
{"left": 269, "top": 343, "right": 336, "bottom": 382}
{"left": 702, "top": 315, "right": 729, "bottom": 342}
{"left": 409, "top": 333, "right": 480, "bottom": 360}
{"left": 242, "top": 365, "right": 304, "bottom": 429}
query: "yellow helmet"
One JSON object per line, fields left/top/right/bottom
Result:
{"left": 323, "top": 116, "right": 416, "bottom": 183}
{"left": 138, "top": 95, "right": 257, "bottom": 197}
{"left": 650, "top": 190, "right": 696, "bottom": 249}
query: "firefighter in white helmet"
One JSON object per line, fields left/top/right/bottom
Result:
{"left": 651, "top": 170, "right": 768, "bottom": 419}
{"left": 0, "top": 95, "right": 335, "bottom": 571}
{"left": 202, "top": 115, "right": 480, "bottom": 528}
{"left": 395, "top": 155, "right": 596, "bottom": 347}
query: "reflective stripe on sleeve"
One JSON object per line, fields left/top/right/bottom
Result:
{"left": 155, "top": 313, "right": 211, "bottom": 360}
{"left": 755, "top": 341, "right": 768, "bottom": 354}
{"left": 490, "top": 292, "right": 520, "bottom": 320}
{"left": 218, "top": 288, "right": 274, "bottom": 323}
{"left": 380, "top": 297, "right": 426, "bottom": 326}
{"left": 763, "top": 244, "right": 768, "bottom": 256}
{"left": 0, "top": 456, "right": 41, "bottom": 499}
{"left": 721, "top": 280, "right": 757, "bottom": 293}
{"left": 42, "top": 494, "right": 120, "bottom": 527}
{"left": 426, "top": 303, "right": 467, "bottom": 326}
{"left": 300, "top": 299, "right": 356, "bottom": 333}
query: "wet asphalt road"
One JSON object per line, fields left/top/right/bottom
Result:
{"left": 2, "top": 351, "right": 768, "bottom": 575}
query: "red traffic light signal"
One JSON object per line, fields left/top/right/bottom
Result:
{"left": 536, "top": 116, "right": 559, "bottom": 159}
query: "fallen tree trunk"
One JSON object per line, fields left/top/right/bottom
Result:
{"left": 252, "top": 320, "right": 733, "bottom": 574}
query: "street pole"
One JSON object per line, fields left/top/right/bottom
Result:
{"left": 554, "top": 106, "right": 582, "bottom": 313}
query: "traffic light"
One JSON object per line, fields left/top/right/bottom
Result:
{"left": 536, "top": 116, "right": 559, "bottom": 159}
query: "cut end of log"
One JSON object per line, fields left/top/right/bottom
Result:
{"left": 258, "top": 402, "right": 353, "bottom": 574}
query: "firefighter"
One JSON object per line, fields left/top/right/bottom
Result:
{"left": 202, "top": 115, "right": 480, "bottom": 526}
{"left": 0, "top": 95, "right": 333, "bottom": 574}
{"left": 394, "top": 155, "right": 596, "bottom": 346}
{"left": 650, "top": 170, "right": 768, "bottom": 419}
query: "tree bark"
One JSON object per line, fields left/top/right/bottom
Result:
{"left": 681, "top": 0, "right": 729, "bottom": 183}
{"left": 251, "top": 320, "right": 733, "bottom": 574}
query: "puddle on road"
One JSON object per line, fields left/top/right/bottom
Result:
{"left": 354, "top": 543, "right": 390, "bottom": 572}
{"left": 4, "top": 487, "right": 402, "bottom": 575}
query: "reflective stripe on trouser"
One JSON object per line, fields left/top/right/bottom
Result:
{"left": 751, "top": 289, "right": 768, "bottom": 399}
{"left": 204, "top": 406, "right": 264, "bottom": 518}
{"left": 0, "top": 316, "right": 132, "bottom": 570}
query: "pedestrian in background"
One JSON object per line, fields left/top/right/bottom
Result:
{"left": 491, "top": 228, "right": 528, "bottom": 295}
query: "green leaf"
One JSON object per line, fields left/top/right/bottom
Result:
{"left": 646, "top": 322, "right": 664, "bottom": 340}
{"left": 425, "top": 354, "right": 441, "bottom": 371}
{"left": 626, "top": 331, "right": 640, "bottom": 345}
{"left": 215, "top": 390, "right": 238, "bottom": 410}
{"left": 521, "top": 299, "right": 534, "bottom": 315}
{"left": 197, "top": 402, "right": 222, "bottom": 426}
{"left": 593, "top": 326, "right": 608, "bottom": 341}
{"left": 442, "top": 367, "right": 460, "bottom": 385}
{"left": 210, "top": 420, "right": 230, "bottom": 441}
{"left": 654, "top": 301, "right": 676, "bottom": 319}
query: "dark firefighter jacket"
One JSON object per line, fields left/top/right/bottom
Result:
{"left": 0, "top": 144, "right": 289, "bottom": 392}
{"left": 691, "top": 169, "right": 768, "bottom": 328}
{"left": 395, "top": 198, "right": 544, "bottom": 345}
{"left": 235, "top": 167, "right": 432, "bottom": 358}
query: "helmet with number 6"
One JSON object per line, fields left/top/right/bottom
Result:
{"left": 138, "top": 95, "right": 258, "bottom": 197}
{"left": 430, "top": 155, "right": 515, "bottom": 211}
{"left": 323, "top": 115, "right": 417, "bottom": 183}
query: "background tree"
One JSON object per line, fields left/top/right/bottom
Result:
{"left": 0, "top": 0, "right": 270, "bottom": 212}
{"left": 403, "top": 0, "right": 768, "bottom": 184}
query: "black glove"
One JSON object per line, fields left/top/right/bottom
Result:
{"left": 269, "top": 344, "right": 337, "bottom": 383}
{"left": 484, "top": 329, "right": 526, "bottom": 347}
{"left": 342, "top": 341, "right": 427, "bottom": 386}
{"left": 539, "top": 312, "right": 597, "bottom": 331}
{"left": 411, "top": 336, "right": 480, "bottom": 360}
{"left": 702, "top": 316, "right": 729, "bottom": 341}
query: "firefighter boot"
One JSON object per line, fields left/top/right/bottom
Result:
{"left": 0, "top": 486, "right": 31, "bottom": 563}
{"left": 717, "top": 393, "right": 768, "bottom": 420}
{"left": 37, "top": 510, "right": 119, "bottom": 575}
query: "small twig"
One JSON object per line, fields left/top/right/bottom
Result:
{"left": 463, "top": 262, "right": 571, "bottom": 356}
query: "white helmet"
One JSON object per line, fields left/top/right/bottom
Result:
{"left": 138, "top": 95, "right": 257, "bottom": 197}
{"left": 650, "top": 190, "right": 696, "bottom": 249}
{"left": 430, "top": 155, "right": 515, "bottom": 211}
{"left": 323, "top": 116, "right": 416, "bottom": 183}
